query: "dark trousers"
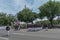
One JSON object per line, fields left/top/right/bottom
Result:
{"left": 15, "top": 26, "right": 19, "bottom": 30}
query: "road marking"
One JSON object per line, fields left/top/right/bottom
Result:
{"left": 0, "top": 37, "right": 8, "bottom": 40}
{"left": 13, "top": 33, "right": 25, "bottom": 35}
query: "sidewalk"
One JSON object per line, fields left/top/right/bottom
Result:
{"left": 11, "top": 29, "right": 60, "bottom": 33}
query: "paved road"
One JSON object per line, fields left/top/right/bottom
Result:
{"left": 0, "top": 29, "right": 60, "bottom": 40}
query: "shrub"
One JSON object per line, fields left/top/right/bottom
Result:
{"left": 20, "top": 24, "right": 27, "bottom": 29}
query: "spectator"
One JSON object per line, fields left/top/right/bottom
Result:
{"left": 15, "top": 21, "right": 20, "bottom": 30}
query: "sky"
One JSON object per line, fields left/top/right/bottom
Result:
{"left": 0, "top": 0, "right": 60, "bottom": 15}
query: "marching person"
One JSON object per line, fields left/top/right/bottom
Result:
{"left": 6, "top": 24, "right": 10, "bottom": 36}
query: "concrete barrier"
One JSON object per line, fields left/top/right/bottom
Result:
{"left": 28, "top": 27, "right": 42, "bottom": 31}
{"left": 0, "top": 26, "right": 6, "bottom": 30}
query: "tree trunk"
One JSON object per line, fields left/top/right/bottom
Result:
{"left": 50, "top": 20, "right": 53, "bottom": 28}
{"left": 32, "top": 22, "right": 33, "bottom": 24}
{"left": 49, "top": 18, "right": 53, "bottom": 28}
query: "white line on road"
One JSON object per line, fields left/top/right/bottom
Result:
{"left": 13, "top": 33, "right": 25, "bottom": 35}
{"left": 0, "top": 37, "right": 8, "bottom": 40}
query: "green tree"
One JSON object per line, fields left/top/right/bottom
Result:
{"left": 0, "top": 13, "right": 7, "bottom": 25}
{"left": 0, "top": 13, "right": 15, "bottom": 26}
{"left": 7, "top": 14, "right": 16, "bottom": 25}
{"left": 39, "top": 0, "right": 60, "bottom": 27}
{"left": 17, "top": 6, "right": 38, "bottom": 23}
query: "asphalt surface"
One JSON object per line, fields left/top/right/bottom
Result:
{"left": 0, "top": 29, "right": 60, "bottom": 40}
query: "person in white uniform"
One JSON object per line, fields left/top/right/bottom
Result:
{"left": 6, "top": 25, "right": 10, "bottom": 36}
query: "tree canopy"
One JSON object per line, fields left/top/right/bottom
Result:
{"left": 39, "top": 0, "right": 60, "bottom": 27}
{"left": 0, "top": 13, "right": 15, "bottom": 26}
{"left": 17, "top": 6, "right": 38, "bottom": 23}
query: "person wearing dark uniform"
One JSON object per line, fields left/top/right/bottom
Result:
{"left": 6, "top": 25, "right": 10, "bottom": 36}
